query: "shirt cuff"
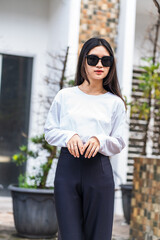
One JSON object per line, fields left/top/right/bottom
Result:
{"left": 90, "top": 135, "right": 101, "bottom": 145}
{"left": 65, "top": 132, "right": 79, "bottom": 146}
{"left": 90, "top": 134, "right": 104, "bottom": 146}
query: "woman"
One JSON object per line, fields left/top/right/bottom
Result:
{"left": 44, "top": 37, "right": 127, "bottom": 240}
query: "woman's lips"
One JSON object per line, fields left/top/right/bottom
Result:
{"left": 94, "top": 70, "right": 103, "bottom": 74}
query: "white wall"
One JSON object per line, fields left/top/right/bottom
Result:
{"left": 47, "top": 0, "right": 81, "bottom": 91}
{"left": 0, "top": 0, "right": 81, "bottom": 134}
{"left": 134, "top": 0, "right": 160, "bottom": 66}
{"left": 0, "top": 0, "right": 81, "bottom": 178}
{"left": 48, "top": 0, "right": 70, "bottom": 51}
{"left": 66, "top": 0, "right": 81, "bottom": 81}
{"left": 0, "top": 0, "right": 50, "bottom": 136}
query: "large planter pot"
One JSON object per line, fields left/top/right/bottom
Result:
{"left": 120, "top": 184, "right": 133, "bottom": 224}
{"left": 8, "top": 184, "right": 58, "bottom": 239}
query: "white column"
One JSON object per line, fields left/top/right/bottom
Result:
{"left": 112, "top": 0, "right": 137, "bottom": 216}
{"left": 0, "top": 55, "right": 2, "bottom": 96}
{"left": 65, "top": 0, "right": 81, "bottom": 81}
{"left": 117, "top": 0, "right": 137, "bottom": 99}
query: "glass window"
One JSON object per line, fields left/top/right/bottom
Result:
{"left": 0, "top": 54, "right": 33, "bottom": 194}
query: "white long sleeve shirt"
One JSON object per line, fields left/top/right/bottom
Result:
{"left": 44, "top": 86, "right": 126, "bottom": 156}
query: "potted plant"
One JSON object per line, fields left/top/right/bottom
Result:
{"left": 130, "top": 57, "right": 160, "bottom": 155}
{"left": 7, "top": 46, "right": 74, "bottom": 239}
{"left": 8, "top": 134, "right": 58, "bottom": 239}
{"left": 113, "top": 169, "right": 133, "bottom": 224}
{"left": 119, "top": 183, "right": 133, "bottom": 224}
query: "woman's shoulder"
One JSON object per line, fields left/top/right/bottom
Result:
{"left": 59, "top": 86, "right": 76, "bottom": 94}
{"left": 54, "top": 86, "right": 76, "bottom": 99}
{"left": 107, "top": 92, "right": 126, "bottom": 112}
{"left": 108, "top": 92, "right": 124, "bottom": 103}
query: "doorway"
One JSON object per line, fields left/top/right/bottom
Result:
{"left": 0, "top": 54, "right": 33, "bottom": 196}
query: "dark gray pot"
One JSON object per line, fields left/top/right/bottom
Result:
{"left": 120, "top": 184, "right": 133, "bottom": 224}
{"left": 8, "top": 184, "right": 58, "bottom": 239}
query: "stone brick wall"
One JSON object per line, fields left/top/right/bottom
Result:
{"left": 130, "top": 156, "right": 160, "bottom": 240}
{"left": 79, "top": 0, "right": 120, "bottom": 53}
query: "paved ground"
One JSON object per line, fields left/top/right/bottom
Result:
{"left": 0, "top": 197, "right": 130, "bottom": 240}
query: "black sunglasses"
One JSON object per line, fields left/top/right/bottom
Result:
{"left": 86, "top": 54, "right": 113, "bottom": 67}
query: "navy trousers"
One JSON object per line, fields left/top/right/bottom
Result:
{"left": 54, "top": 147, "right": 115, "bottom": 240}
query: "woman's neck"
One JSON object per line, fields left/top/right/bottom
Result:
{"left": 79, "top": 80, "right": 107, "bottom": 95}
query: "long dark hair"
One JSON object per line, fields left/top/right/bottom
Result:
{"left": 75, "top": 37, "right": 126, "bottom": 109}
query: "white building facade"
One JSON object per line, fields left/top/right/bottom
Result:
{"left": 0, "top": 0, "right": 158, "bottom": 215}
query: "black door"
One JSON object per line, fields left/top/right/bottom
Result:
{"left": 0, "top": 54, "right": 33, "bottom": 196}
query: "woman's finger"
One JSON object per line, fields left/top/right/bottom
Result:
{"left": 88, "top": 145, "right": 97, "bottom": 158}
{"left": 83, "top": 142, "right": 89, "bottom": 154}
{"left": 67, "top": 134, "right": 84, "bottom": 157}
{"left": 77, "top": 140, "right": 84, "bottom": 155}
{"left": 67, "top": 143, "right": 72, "bottom": 155}
{"left": 70, "top": 143, "right": 76, "bottom": 157}
{"left": 74, "top": 143, "right": 79, "bottom": 158}
{"left": 92, "top": 146, "right": 100, "bottom": 157}
{"left": 84, "top": 143, "right": 94, "bottom": 158}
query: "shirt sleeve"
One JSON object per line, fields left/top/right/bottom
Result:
{"left": 44, "top": 90, "right": 78, "bottom": 147}
{"left": 92, "top": 101, "right": 127, "bottom": 156}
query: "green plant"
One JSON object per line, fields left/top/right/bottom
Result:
{"left": 130, "top": 57, "right": 160, "bottom": 155}
{"left": 12, "top": 134, "right": 57, "bottom": 189}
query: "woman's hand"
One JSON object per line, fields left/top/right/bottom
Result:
{"left": 83, "top": 136, "right": 100, "bottom": 158}
{"left": 67, "top": 134, "right": 84, "bottom": 158}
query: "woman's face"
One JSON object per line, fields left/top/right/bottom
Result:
{"left": 85, "top": 46, "right": 111, "bottom": 82}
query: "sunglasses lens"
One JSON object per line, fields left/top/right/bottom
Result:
{"left": 86, "top": 55, "right": 113, "bottom": 67}
{"left": 101, "top": 56, "right": 113, "bottom": 67}
{"left": 87, "top": 55, "right": 99, "bottom": 66}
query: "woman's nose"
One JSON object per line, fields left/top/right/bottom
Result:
{"left": 96, "top": 59, "right": 103, "bottom": 67}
